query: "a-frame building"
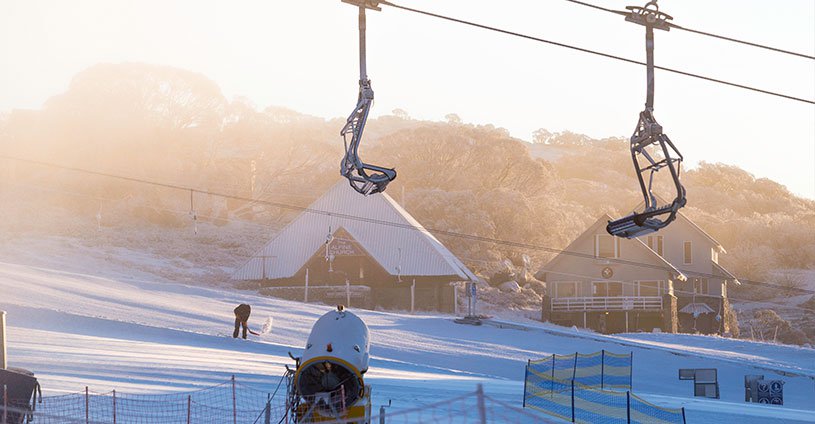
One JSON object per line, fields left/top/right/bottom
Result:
{"left": 232, "top": 180, "right": 475, "bottom": 312}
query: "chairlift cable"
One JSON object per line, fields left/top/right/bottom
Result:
{"left": 562, "top": 0, "right": 815, "bottom": 60}
{"left": 377, "top": 0, "right": 814, "bottom": 105}
{"left": 4, "top": 154, "right": 813, "bottom": 298}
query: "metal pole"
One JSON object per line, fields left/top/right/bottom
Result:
{"left": 522, "top": 360, "right": 530, "bottom": 408}
{"left": 601, "top": 350, "right": 605, "bottom": 390}
{"left": 626, "top": 391, "right": 631, "bottom": 424}
{"left": 379, "top": 405, "right": 386, "bottom": 424}
{"left": 232, "top": 375, "right": 237, "bottom": 424}
{"left": 346, "top": 279, "right": 351, "bottom": 309}
{"left": 571, "top": 380, "right": 575, "bottom": 422}
{"left": 305, "top": 268, "right": 309, "bottom": 303}
{"left": 187, "top": 395, "right": 191, "bottom": 424}
{"left": 475, "top": 384, "right": 487, "bottom": 424}
{"left": 3, "top": 384, "right": 8, "bottom": 424}
{"left": 112, "top": 390, "right": 116, "bottom": 424}
{"left": 645, "top": 25, "right": 655, "bottom": 110}
{"left": 358, "top": 6, "right": 367, "bottom": 81}
{"left": 264, "top": 393, "right": 271, "bottom": 424}
{"left": 85, "top": 386, "right": 89, "bottom": 424}
{"left": 410, "top": 279, "right": 415, "bottom": 314}
{"left": 0, "top": 311, "right": 7, "bottom": 370}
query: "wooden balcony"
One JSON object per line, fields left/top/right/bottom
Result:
{"left": 551, "top": 296, "right": 663, "bottom": 312}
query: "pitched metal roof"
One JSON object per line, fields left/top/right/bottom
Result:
{"left": 231, "top": 180, "right": 476, "bottom": 281}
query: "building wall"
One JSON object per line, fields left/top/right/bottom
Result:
{"left": 541, "top": 224, "right": 676, "bottom": 298}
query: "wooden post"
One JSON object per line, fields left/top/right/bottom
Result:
{"left": 0, "top": 311, "right": 6, "bottom": 370}
{"left": 452, "top": 283, "right": 458, "bottom": 315}
{"left": 475, "top": 384, "right": 487, "bottom": 424}
{"left": 187, "top": 395, "right": 191, "bottom": 424}
{"left": 112, "top": 390, "right": 117, "bottom": 424}
{"left": 304, "top": 268, "right": 309, "bottom": 303}
{"left": 232, "top": 375, "right": 237, "bottom": 424}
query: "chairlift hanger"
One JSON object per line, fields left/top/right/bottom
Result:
{"left": 607, "top": 0, "right": 686, "bottom": 239}
{"left": 339, "top": 0, "right": 397, "bottom": 196}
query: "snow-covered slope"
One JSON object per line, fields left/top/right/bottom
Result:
{"left": 1, "top": 261, "right": 813, "bottom": 423}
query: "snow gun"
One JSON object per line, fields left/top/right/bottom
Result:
{"left": 288, "top": 305, "right": 371, "bottom": 423}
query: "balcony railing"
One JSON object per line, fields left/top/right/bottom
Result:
{"left": 551, "top": 296, "right": 663, "bottom": 312}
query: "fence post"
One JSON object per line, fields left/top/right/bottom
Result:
{"left": 475, "top": 384, "right": 487, "bottom": 424}
{"left": 626, "top": 391, "right": 630, "bottom": 424}
{"left": 265, "top": 393, "right": 271, "bottom": 424}
{"left": 187, "top": 395, "right": 191, "bottom": 424}
{"left": 379, "top": 405, "right": 386, "bottom": 424}
{"left": 601, "top": 350, "right": 605, "bottom": 390}
{"left": 232, "top": 375, "right": 237, "bottom": 424}
{"left": 570, "top": 380, "right": 575, "bottom": 423}
{"left": 85, "top": 386, "right": 89, "bottom": 424}
{"left": 681, "top": 407, "right": 686, "bottom": 424}
{"left": 629, "top": 352, "right": 634, "bottom": 390}
{"left": 551, "top": 354, "right": 555, "bottom": 395}
{"left": 572, "top": 352, "right": 578, "bottom": 381}
{"left": 522, "top": 360, "right": 530, "bottom": 408}
{"left": 112, "top": 390, "right": 116, "bottom": 424}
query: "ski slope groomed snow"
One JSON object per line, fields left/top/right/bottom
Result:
{"left": 1, "top": 261, "right": 814, "bottom": 423}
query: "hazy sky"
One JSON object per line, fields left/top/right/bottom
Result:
{"left": 2, "top": 0, "right": 814, "bottom": 199}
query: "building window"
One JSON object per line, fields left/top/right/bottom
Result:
{"left": 693, "top": 278, "right": 709, "bottom": 294}
{"left": 711, "top": 248, "right": 718, "bottom": 264}
{"left": 683, "top": 241, "right": 693, "bottom": 264}
{"left": 646, "top": 235, "right": 664, "bottom": 256}
{"left": 637, "top": 281, "right": 663, "bottom": 297}
{"left": 556, "top": 281, "right": 578, "bottom": 298}
{"left": 593, "top": 281, "right": 623, "bottom": 297}
{"left": 596, "top": 235, "right": 619, "bottom": 258}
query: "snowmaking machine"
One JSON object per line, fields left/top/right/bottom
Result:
{"left": 287, "top": 306, "right": 371, "bottom": 424}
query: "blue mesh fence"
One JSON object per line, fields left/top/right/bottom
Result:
{"left": 630, "top": 393, "right": 686, "bottom": 424}
{"left": 524, "top": 351, "right": 683, "bottom": 424}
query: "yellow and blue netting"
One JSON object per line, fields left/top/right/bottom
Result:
{"left": 523, "top": 351, "right": 684, "bottom": 424}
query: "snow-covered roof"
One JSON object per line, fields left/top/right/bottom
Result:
{"left": 231, "top": 180, "right": 476, "bottom": 281}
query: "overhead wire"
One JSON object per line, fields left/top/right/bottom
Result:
{"left": 377, "top": 0, "right": 814, "bottom": 105}
{"left": 561, "top": 0, "right": 815, "bottom": 60}
{"left": 4, "top": 154, "right": 815, "bottom": 299}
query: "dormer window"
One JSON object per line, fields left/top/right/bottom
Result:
{"left": 646, "top": 235, "right": 664, "bottom": 256}
{"left": 595, "top": 235, "right": 620, "bottom": 258}
{"left": 683, "top": 241, "right": 693, "bottom": 264}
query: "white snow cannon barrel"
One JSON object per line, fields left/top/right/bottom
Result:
{"left": 293, "top": 305, "right": 371, "bottom": 421}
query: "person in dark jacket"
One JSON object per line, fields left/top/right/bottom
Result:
{"left": 233, "top": 304, "right": 255, "bottom": 339}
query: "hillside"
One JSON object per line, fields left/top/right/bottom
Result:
{"left": 1, "top": 62, "right": 814, "bottom": 342}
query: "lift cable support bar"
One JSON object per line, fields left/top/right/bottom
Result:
{"left": 607, "top": 1, "right": 686, "bottom": 239}
{"left": 339, "top": 0, "right": 397, "bottom": 196}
